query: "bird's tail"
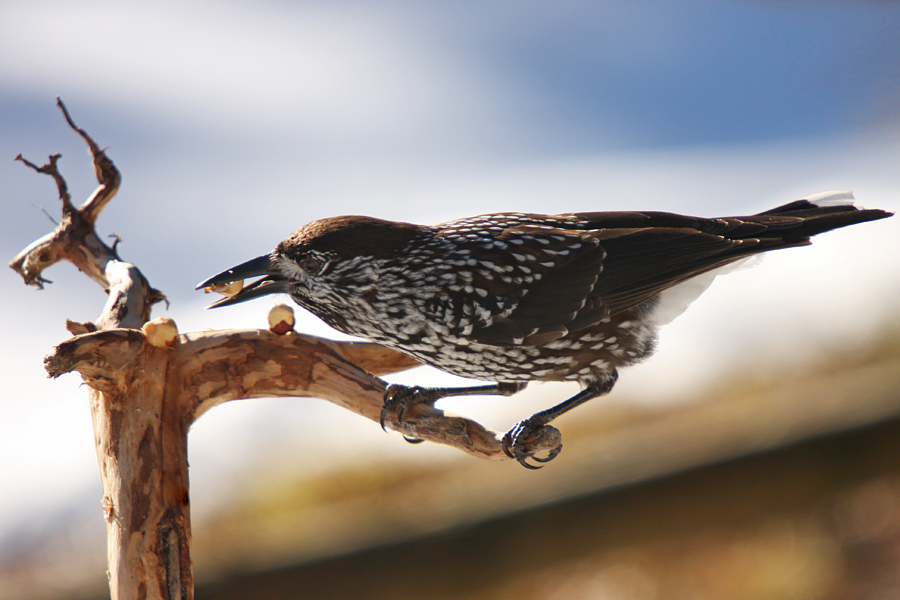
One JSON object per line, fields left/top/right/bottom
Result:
{"left": 755, "top": 191, "right": 892, "bottom": 239}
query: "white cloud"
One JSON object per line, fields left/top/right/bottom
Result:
{"left": 0, "top": 1, "right": 495, "bottom": 142}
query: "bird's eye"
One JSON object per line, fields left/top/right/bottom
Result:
{"left": 299, "top": 255, "right": 323, "bottom": 274}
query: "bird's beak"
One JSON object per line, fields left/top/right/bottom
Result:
{"left": 195, "top": 254, "right": 290, "bottom": 308}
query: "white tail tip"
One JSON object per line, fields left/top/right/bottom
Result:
{"left": 804, "top": 190, "right": 856, "bottom": 207}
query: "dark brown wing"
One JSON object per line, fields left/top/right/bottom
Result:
{"left": 466, "top": 200, "right": 890, "bottom": 346}
{"left": 578, "top": 200, "right": 891, "bottom": 315}
{"left": 477, "top": 224, "right": 759, "bottom": 345}
{"left": 472, "top": 227, "right": 607, "bottom": 345}
{"left": 585, "top": 227, "right": 770, "bottom": 316}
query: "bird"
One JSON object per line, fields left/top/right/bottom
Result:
{"left": 197, "top": 191, "right": 892, "bottom": 468}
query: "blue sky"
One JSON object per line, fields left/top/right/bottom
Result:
{"left": 1, "top": 1, "right": 899, "bottom": 590}
{"left": 421, "top": 2, "right": 900, "bottom": 149}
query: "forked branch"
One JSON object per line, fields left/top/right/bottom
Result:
{"left": 9, "top": 99, "right": 140, "bottom": 301}
{"left": 15, "top": 151, "right": 75, "bottom": 214}
{"left": 55, "top": 97, "right": 121, "bottom": 223}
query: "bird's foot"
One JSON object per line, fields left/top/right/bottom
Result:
{"left": 381, "top": 384, "right": 443, "bottom": 432}
{"left": 502, "top": 417, "right": 563, "bottom": 469}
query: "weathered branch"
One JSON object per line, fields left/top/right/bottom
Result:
{"left": 55, "top": 97, "right": 121, "bottom": 223}
{"left": 9, "top": 99, "right": 153, "bottom": 313}
{"left": 15, "top": 151, "right": 75, "bottom": 214}
{"left": 176, "top": 328, "right": 560, "bottom": 459}
{"left": 44, "top": 326, "right": 561, "bottom": 461}
{"left": 10, "top": 101, "right": 183, "bottom": 600}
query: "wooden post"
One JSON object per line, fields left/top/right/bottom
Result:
{"left": 9, "top": 100, "right": 561, "bottom": 600}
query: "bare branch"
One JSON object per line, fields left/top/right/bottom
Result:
{"left": 65, "top": 319, "right": 97, "bottom": 336}
{"left": 15, "top": 152, "right": 75, "bottom": 214}
{"left": 9, "top": 230, "right": 59, "bottom": 289}
{"left": 96, "top": 261, "right": 160, "bottom": 329}
{"left": 109, "top": 233, "right": 123, "bottom": 257}
{"left": 45, "top": 329, "right": 146, "bottom": 388}
{"left": 10, "top": 100, "right": 162, "bottom": 319}
{"left": 56, "top": 97, "right": 120, "bottom": 223}
{"left": 56, "top": 97, "right": 101, "bottom": 152}
{"left": 14, "top": 153, "right": 43, "bottom": 172}
{"left": 11, "top": 101, "right": 181, "bottom": 600}
{"left": 45, "top": 326, "right": 560, "bottom": 461}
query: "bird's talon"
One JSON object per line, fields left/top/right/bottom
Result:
{"left": 403, "top": 435, "right": 424, "bottom": 444}
{"left": 379, "top": 405, "right": 391, "bottom": 432}
{"left": 381, "top": 384, "right": 439, "bottom": 431}
{"left": 530, "top": 450, "right": 560, "bottom": 463}
{"left": 502, "top": 420, "right": 562, "bottom": 468}
{"left": 501, "top": 433, "right": 516, "bottom": 459}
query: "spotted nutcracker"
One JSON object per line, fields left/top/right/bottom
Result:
{"left": 197, "top": 191, "right": 892, "bottom": 467}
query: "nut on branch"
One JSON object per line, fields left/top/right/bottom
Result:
{"left": 142, "top": 317, "right": 179, "bottom": 348}
{"left": 268, "top": 303, "right": 295, "bottom": 335}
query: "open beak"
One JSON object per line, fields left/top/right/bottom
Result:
{"left": 195, "top": 254, "right": 290, "bottom": 308}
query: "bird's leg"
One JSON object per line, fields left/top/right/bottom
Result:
{"left": 381, "top": 381, "right": 527, "bottom": 434}
{"left": 503, "top": 370, "right": 618, "bottom": 469}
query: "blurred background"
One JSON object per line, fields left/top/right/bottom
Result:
{"left": 2, "top": 1, "right": 900, "bottom": 598}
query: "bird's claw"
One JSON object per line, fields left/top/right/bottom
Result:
{"left": 380, "top": 384, "right": 441, "bottom": 431}
{"left": 501, "top": 418, "right": 562, "bottom": 469}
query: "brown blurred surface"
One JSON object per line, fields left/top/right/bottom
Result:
{"left": 187, "top": 334, "right": 900, "bottom": 600}
{"left": 196, "top": 416, "right": 900, "bottom": 600}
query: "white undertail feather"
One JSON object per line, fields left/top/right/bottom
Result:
{"left": 649, "top": 257, "right": 758, "bottom": 326}
{"left": 649, "top": 190, "right": 855, "bottom": 327}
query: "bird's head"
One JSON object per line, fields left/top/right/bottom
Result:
{"left": 196, "top": 215, "right": 427, "bottom": 308}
